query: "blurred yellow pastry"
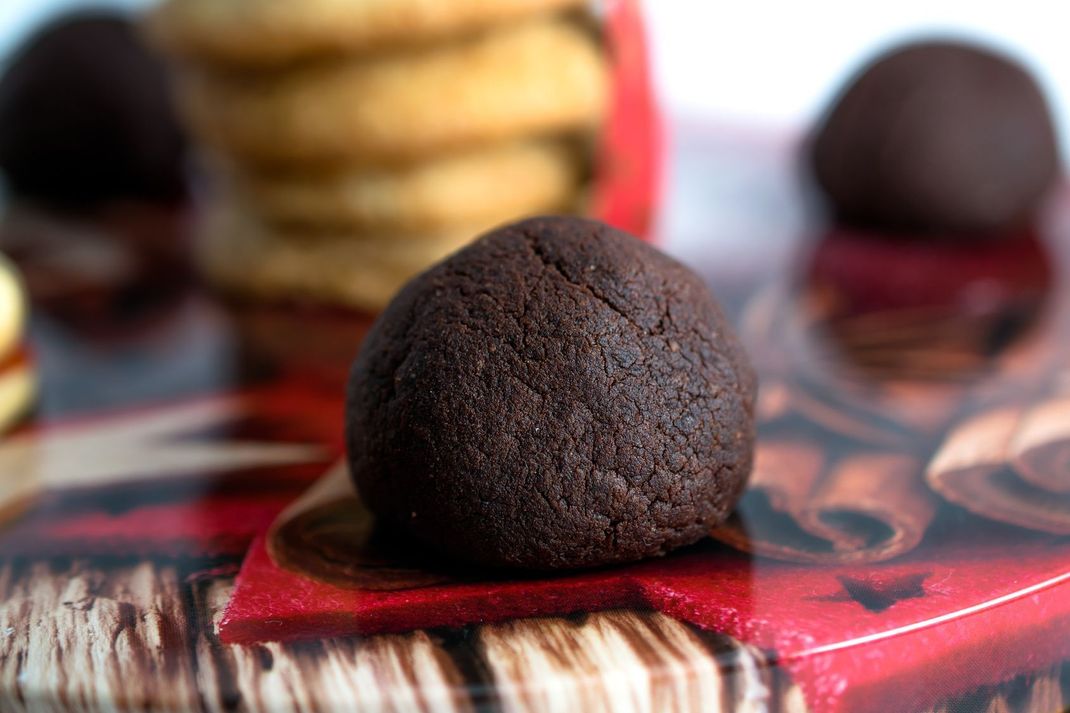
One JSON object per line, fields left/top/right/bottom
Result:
{"left": 199, "top": 205, "right": 485, "bottom": 312}
{"left": 180, "top": 18, "right": 607, "bottom": 166}
{"left": 233, "top": 139, "right": 583, "bottom": 233}
{"left": 0, "top": 254, "right": 26, "bottom": 361}
{"left": 148, "top": 0, "right": 586, "bottom": 67}
{"left": 150, "top": 0, "right": 586, "bottom": 67}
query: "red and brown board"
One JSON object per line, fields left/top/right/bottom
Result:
{"left": 4, "top": 183, "right": 1070, "bottom": 713}
{"left": 2, "top": 383, "right": 1070, "bottom": 710}
{"left": 3, "top": 37, "right": 1070, "bottom": 713}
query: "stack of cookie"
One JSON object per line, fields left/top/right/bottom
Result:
{"left": 150, "top": 0, "right": 608, "bottom": 312}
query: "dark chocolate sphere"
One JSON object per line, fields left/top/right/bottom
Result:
{"left": 809, "top": 41, "right": 1060, "bottom": 235}
{"left": 346, "top": 216, "right": 756, "bottom": 570}
{"left": 0, "top": 14, "right": 187, "bottom": 206}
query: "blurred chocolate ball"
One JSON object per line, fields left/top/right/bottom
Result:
{"left": 809, "top": 41, "right": 1060, "bottom": 236}
{"left": 0, "top": 13, "right": 187, "bottom": 208}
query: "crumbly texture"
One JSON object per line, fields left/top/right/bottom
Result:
{"left": 347, "top": 216, "right": 757, "bottom": 570}
{"left": 234, "top": 139, "right": 585, "bottom": 233}
{"left": 809, "top": 41, "right": 1059, "bottom": 235}
{"left": 179, "top": 18, "right": 607, "bottom": 167}
{"left": 198, "top": 204, "right": 482, "bottom": 312}
{"left": 149, "top": 0, "right": 586, "bottom": 67}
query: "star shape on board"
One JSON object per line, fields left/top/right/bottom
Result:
{"left": 812, "top": 572, "right": 930, "bottom": 613}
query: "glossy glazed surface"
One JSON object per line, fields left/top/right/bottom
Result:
{"left": 0, "top": 126, "right": 1068, "bottom": 713}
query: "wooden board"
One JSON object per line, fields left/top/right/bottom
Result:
{"left": 1, "top": 560, "right": 1067, "bottom": 712}
{"left": 0, "top": 559, "right": 795, "bottom": 712}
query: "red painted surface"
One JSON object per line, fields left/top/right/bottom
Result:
{"left": 805, "top": 227, "right": 1054, "bottom": 316}
{"left": 221, "top": 523, "right": 1070, "bottom": 713}
{"left": 590, "top": 0, "right": 662, "bottom": 241}
{"left": 6, "top": 370, "right": 1067, "bottom": 713}
{"left": 0, "top": 383, "right": 344, "bottom": 556}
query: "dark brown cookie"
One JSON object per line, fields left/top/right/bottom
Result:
{"left": 0, "top": 14, "right": 187, "bottom": 207}
{"left": 808, "top": 41, "right": 1060, "bottom": 236}
{"left": 346, "top": 216, "right": 756, "bottom": 570}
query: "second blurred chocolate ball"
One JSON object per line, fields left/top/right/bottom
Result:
{"left": 809, "top": 41, "right": 1059, "bottom": 236}
{"left": 0, "top": 14, "right": 187, "bottom": 208}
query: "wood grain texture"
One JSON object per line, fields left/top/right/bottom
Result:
{"left": 193, "top": 577, "right": 474, "bottom": 713}
{"left": 475, "top": 610, "right": 784, "bottom": 713}
{"left": 0, "top": 560, "right": 200, "bottom": 713}
{"left": 924, "top": 663, "right": 1067, "bottom": 713}
{"left": 1022, "top": 666, "right": 1066, "bottom": 712}
{"left": 1, "top": 560, "right": 1068, "bottom": 713}
{"left": 193, "top": 576, "right": 785, "bottom": 713}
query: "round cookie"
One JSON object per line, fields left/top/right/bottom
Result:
{"left": 198, "top": 206, "right": 483, "bottom": 312}
{"left": 809, "top": 41, "right": 1059, "bottom": 235}
{"left": 150, "top": 0, "right": 587, "bottom": 67}
{"left": 347, "top": 216, "right": 757, "bottom": 570}
{"left": 180, "top": 18, "right": 607, "bottom": 166}
{"left": 234, "top": 139, "right": 585, "bottom": 233}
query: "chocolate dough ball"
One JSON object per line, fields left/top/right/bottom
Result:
{"left": 0, "top": 14, "right": 187, "bottom": 207}
{"left": 347, "top": 216, "right": 756, "bottom": 570}
{"left": 809, "top": 41, "right": 1060, "bottom": 235}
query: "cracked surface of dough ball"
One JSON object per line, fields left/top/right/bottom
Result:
{"left": 347, "top": 216, "right": 756, "bottom": 570}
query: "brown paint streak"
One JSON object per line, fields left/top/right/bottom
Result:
{"left": 0, "top": 562, "right": 1062, "bottom": 712}
{"left": 193, "top": 577, "right": 474, "bottom": 713}
{"left": 0, "top": 560, "right": 201, "bottom": 712}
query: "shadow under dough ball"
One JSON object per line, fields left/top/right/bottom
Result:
{"left": 347, "top": 216, "right": 757, "bottom": 570}
{"left": 0, "top": 14, "right": 187, "bottom": 206}
{"left": 809, "top": 41, "right": 1059, "bottom": 235}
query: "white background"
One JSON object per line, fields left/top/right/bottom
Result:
{"left": 643, "top": 2, "right": 1070, "bottom": 145}
{"left": 2, "top": 1, "right": 1069, "bottom": 149}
